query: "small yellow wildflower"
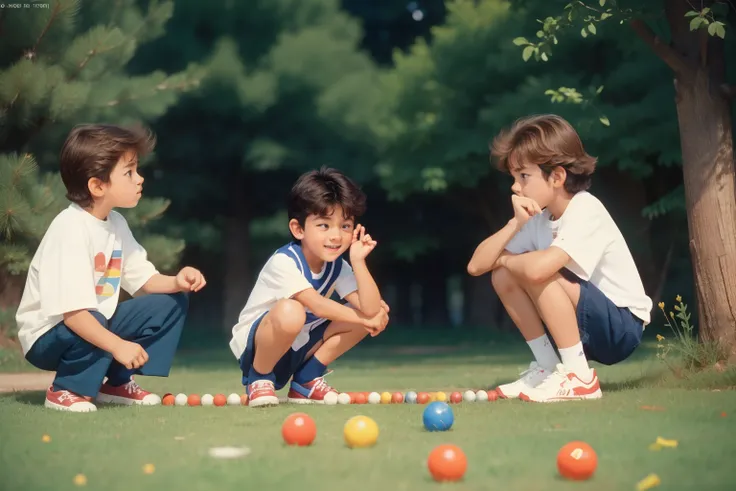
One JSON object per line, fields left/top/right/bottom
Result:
{"left": 637, "top": 473, "right": 661, "bottom": 491}
{"left": 41, "top": 434, "right": 51, "bottom": 443}
{"left": 656, "top": 334, "right": 665, "bottom": 341}
{"left": 655, "top": 436, "right": 678, "bottom": 448}
{"left": 658, "top": 302, "right": 664, "bottom": 309}
{"left": 142, "top": 464, "right": 155, "bottom": 474}
{"left": 73, "top": 474, "right": 87, "bottom": 486}
{"left": 670, "top": 311, "right": 675, "bottom": 319}
{"left": 676, "top": 295, "right": 682, "bottom": 302}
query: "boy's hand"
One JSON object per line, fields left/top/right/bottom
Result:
{"left": 350, "top": 225, "right": 377, "bottom": 263}
{"left": 112, "top": 340, "right": 149, "bottom": 370}
{"left": 176, "top": 266, "right": 207, "bottom": 292}
{"left": 511, "top": 195, "right": 543, "bottom": 227}
{"left": 363, "top": 308, "right": 389, "bottom": 337}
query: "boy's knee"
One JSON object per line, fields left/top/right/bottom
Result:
{"left": 491, "top": 266, "right": 522, "bottom": 294}
{"left": 272, "top": 299, "right": 307, "bottom": 333}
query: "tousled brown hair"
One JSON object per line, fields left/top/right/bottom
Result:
{"left": 490, "top": 114, "right": 596, "bottom": 193}
{"left": 60, "top": 124, "right": 155, "bottom": 207}
{"left": 288, "top": 167, "right": 366, "bottom": 234}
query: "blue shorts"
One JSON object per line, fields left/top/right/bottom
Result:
{"left": 560, "top": 269, "right": 644, "bottom": 365}
{"left": 238, "top": 312, "right": 330, "bottom": 390}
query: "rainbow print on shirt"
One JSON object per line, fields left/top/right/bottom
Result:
{"left": 95, "top": 250, "right": 122, "bottom": 297}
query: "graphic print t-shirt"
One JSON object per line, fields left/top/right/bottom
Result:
{"left": 15, "top": 204, "right": 158, "bottom": 354}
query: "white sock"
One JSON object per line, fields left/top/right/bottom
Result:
{"left": 526, "top": 334, "right": 560, "bottom": 369}
{"left": 558, "top": 341, "right": 591, "bottom": 377}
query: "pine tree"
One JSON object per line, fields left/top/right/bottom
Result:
{"left": 0, "top": 0, "right": 203, "bottom": 332}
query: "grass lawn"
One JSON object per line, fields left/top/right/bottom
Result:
{"left": 1, "top": 328, "right": 735, "bottom": 491}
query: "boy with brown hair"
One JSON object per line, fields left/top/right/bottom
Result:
{"left": 16, "top": 124, "right": 206, "bottom": 412}
{"left": 230, "top": 167, "right": 389, "bottom": 407}
{"left": 467, "top": 114, "right": 652, "bottom": 402}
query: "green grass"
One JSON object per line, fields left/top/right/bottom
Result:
{"left": 1, "top": 333, "right": 736, "bottom": 491}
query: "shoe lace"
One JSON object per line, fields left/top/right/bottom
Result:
{"left": 519, "top": 362, "right": 544, "bottom": 382}
{"left": 251, "top": 380, "right": 274, "bottom": 392}
{"left": 58, "top": 391, "right": 85, "bottom": 403}
{"left": 310, "top": 376, "right": 335, "bottom": 394}
{"left": 534, "top": 364, "right": 568, "bottom": 390}
{"left": 123, "top": 380, "right": 145, "bottom": 395}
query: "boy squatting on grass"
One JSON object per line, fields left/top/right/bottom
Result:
{"left": 467, "top": 114, "right": 653, "bottom": 402}
{"left": 229, "top": 167, "right": 390, "bottom": 407}
{"left": 15, "top": 124, "right": 206, "bottom": 413}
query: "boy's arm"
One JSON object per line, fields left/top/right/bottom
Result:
{"left": 499, "top": 247, "right": 570, "bottom": 284}
{"left": 293, "top": 288, "right": 386, "bottom": 335}
{"left": 140, "top": 267, "right": 206, "bottom": 294}
{"left": 350, "top": 259, "right": 381, "bottom": 317}
{"left": 63, "top": 310, "right": 148, "bottom": 369}
{"left": 467, "top": 218, "right": 521, "bottom": 276}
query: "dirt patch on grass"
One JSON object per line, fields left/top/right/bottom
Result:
{"left": 0, "top": 372, "right": 53, "bottom": 393}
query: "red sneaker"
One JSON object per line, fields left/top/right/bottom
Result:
{"left": 45, "top": 386, "right": 97, "bottom": 412}
{"left": 287, "top": 377, "right": 337, "bottom": 404}
{"left": 247, "top": 380, "right": 279, "bottom": 407}
{"left": 96, "top": 379, "right": 161, "bottom": 406}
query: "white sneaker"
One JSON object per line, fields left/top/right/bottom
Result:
{"left": 496, "top": 361, "right": 553, "bottom": 399}
{"left": 519, "top": 363, "right": 602, "bottom": 402}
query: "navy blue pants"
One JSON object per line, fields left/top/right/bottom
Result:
{"left": 25, "top": 293, "right": 188, "bottom": 397}
{"left": 559, "top": 269, "right": 644, "bottom": 365}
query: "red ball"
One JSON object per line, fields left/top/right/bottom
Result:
{"left": 557, "top": 441, "right": 597, "bottom": 480}
{"left": 391, "top": 392, "right": 404, "bottom": 403}
{"left": 282, "top": 412, "right": 317, "bottom": 446}
{"left": 428, "top": 444, "right": 467, "bottom": 482}
{"left": 487, "top": 389, "right": 498, "bottom": 402}
{"left": 187, "top": 394, "right": 201, "bottom": 406}
{"left": 240, "top": 394, "right": 249, "bottom": 406}
{"left": 416, "top": 392, "right": 430, "bottom": 404}
{"left": 450, "top": 391, "right": 463, "bottom": 404}
{"left": 162, "top": 393, "right": 175, "bottom": 406}
{"left": 213, "top": 394, "right": 227, "bottom": 406}
{"left": 354, "top": 393, "right": 367, "bottom": 404}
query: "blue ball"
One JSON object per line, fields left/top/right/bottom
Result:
{"left": 423, "top": 401, "right": 454, "bottom": 431}
{"left": 405, "top": 391, "right": 417, "bottom": 404}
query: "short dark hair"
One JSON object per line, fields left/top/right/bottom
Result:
{"left": 288, "top": 167, "right": 367, "bottom": 230}
{"left": 490, "top": 114, "right": 597, "bottom": 194}
{"left": 60, "top": 124, "right": 156, "bottom": 208}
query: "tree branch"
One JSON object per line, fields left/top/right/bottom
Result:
{"left": 629, "top": 19, "right": 693, "bottom": 76}
{"left": 32, "top": 0, "right": 61, "bottom": 54}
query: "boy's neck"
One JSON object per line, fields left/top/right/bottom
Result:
{"left": 300, "top": 245, "right": 325, "bottom": 274}
{"left": 84, "top": 201, "right": 113, "bottom": 221}
{"left": 546, "top": 191, "right": 577, "bottom": 220}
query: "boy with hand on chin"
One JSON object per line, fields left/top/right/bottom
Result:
{"left": 467, "top": 114, "right": 652, "bottom": 402}
{"left": 16, "top": 124, "right": 206, "bottom": 412}
{"left": 230, "top": 167, "right": 389, "bottom": 407}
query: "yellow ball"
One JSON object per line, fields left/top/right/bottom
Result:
{"left": 435, "top": 391, "right": 447, "bottom": 402}
{"left": 380, "top": 392, "right": 392, "bottom": 404}
{"left": 344, "top": 415, "right": 379, "bottom": 448}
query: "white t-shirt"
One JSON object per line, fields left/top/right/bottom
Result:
{"left": 229, "top": 243, "right": 358, "bottom": 359}
{"left": 15, "top": 204, "right": 158, "bottom": 354}
{"left": 505, "top": 191, "right": 652, "bottom": 325}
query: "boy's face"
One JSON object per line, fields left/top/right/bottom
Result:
{"left": 509, "top": 164, "right": 562, "bottom": 209}
{"left": 289, "top": 205, "right": 355, "bottom": 263}
{"left": 89, "top": 150, "right": 144, "bottom": 208}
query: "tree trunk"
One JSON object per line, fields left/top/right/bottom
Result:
{"left": 666, "top": 0, "right": 736, "bottom": 360}
{"left": 222, "top": 188, "right": 252, "bottom": 331}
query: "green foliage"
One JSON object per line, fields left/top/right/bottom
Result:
{"left": 0, "top": 0, "right": 200, "bottom": 278}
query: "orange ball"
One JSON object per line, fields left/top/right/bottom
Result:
{"left": 187, "top": 394, "right": 201, "bottom": 406}
{"left": 428, "top": 444, "right": 467, "bottom": 482}
{"left": 417, "top": 392, "right": 430, "bottom": 404}
{"left": 450, "top": 392, "right": 463, "bottom": 404}
{"left": 162, "top": 393, "right": 175, "bottom": 406}
{"left": 241, "top": 394, "right": 249, "bottom": 406}
{"left": 282, "top": 412, "right": 317, "bottom": 446}
{"left": 557, "top": 441, "right": 597, "bottom": 480}
{"left": 487, "top": 389, "right": 498, "bottom": 402}
{"left": 213, "top": 394, "right": 227, "bottom": 406}
{"left": 391, "top": 392, "right": 404, "bottom": 403}
{"left": 354, "top": 393, "right": 367, "bottom": 404}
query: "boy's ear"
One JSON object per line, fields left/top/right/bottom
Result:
{"left": 87, "top": 177, "right": 107, "bottom": 199}
{"left": 550, "top": 166, "right": 567, "bottom": 188}
{"left": 288, "top": 218, "right": 305, "bottom": 240}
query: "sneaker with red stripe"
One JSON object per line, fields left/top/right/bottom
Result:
{"left": 287, "top": 376, "right": 337, "bottom": 404}
{"left": 96, "top": 379, "right": 161, "bottom": 406}
{"left": 247, "top": 380, "right": 279, "bottom": 407}
{"left": 518, "top": 364, "right": 602, "bottom": 402}
{"left": 45, "top": 386, "right": 97, "bottom": 412}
